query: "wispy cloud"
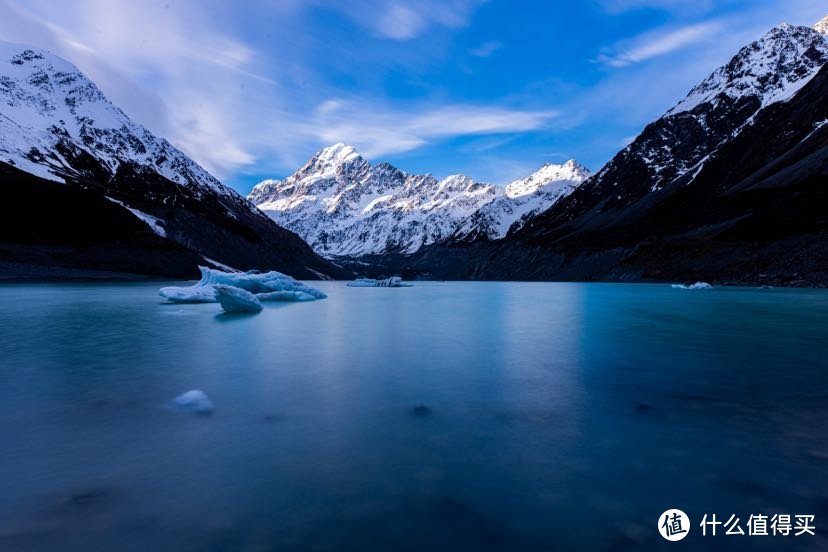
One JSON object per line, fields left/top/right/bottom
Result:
{"left": 332, "top": 0, "right": 486, "bottom": 41}
{"left": 0, "top": 0, "right": 503, "bottom": 181}
{"left": 1, "top": 0, "right": 822, "bottom": 190}
{"left": 0, "top": 0, "right": 265, "bottom": 177}
{"left": 458, "top": 135, "right": 518, "bottom": 153}
{"left": 619, "top": 135, "right": 637, "bottom": 147}
{"left": 304, "top": 100, "right": 558, "bottom": 158}
{"left": 596, "top": 21, "right": 722, "bottom": 67}
{"left": 469, "top": 40, "right": 501, "bottom": 57}
{"left": 597, "top": 0, "right": 715, "bottom": 15}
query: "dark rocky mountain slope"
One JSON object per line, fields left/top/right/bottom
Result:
{"left": 364, "top": 20, "right": 828, "bottom": 286}
{"left": 0, "top": 42, "right": 346, "bottom": 280}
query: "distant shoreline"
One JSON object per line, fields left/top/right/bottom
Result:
{"left": 1, "top": 263, "right": 825, "bottom": 288}
{"left": 0, "top": 262, "right": 176, "bottom": 283}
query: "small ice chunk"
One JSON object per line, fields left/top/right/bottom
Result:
{"left": 172, "top": 390, "right": 214, "bottom": 414}
{"left": 347, "top": 278, "right": 378, "bottom": 287}
{"left": 215, "top": 284, "right": 263, "bottom": 313}
{"left": 671, "top": 282, "right": 713, "bottom": 290}
{"left": 347, "top": 276, "right": 412, "bottom": 288}
{"left": 159, "top": 266, "right": 327, "bottom": 304}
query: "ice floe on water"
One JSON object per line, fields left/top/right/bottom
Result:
{"left": 347, "top": 276, "right": 412, "bottom": 288}
{"left": 171, "top": 390, "right": 214, "bottom": 415}
{"left": 159, "top": 284, "right": 218, "bottom": 303}
{"left": 257, "top": 290, "right": 318, "bottom": 301}
{"left": 671, "top": 282, "right": 713, "bottom": 290}
{"left": 159, "top": 266, "right": 327, "bottom": 307}
{"left": 215, "top": 284, "right": 263, "bottom": 313}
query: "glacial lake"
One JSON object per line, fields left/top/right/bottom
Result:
{"left": 0, "top": 281, "right": 826, "bottom": 550}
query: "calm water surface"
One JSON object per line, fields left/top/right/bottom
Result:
{"left": 0, "top": 281, "right": 826, "bottom": 551}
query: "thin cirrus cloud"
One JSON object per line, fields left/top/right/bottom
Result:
{"left": 597, "top": 0, "right": 716, "bottom": 15}
{"left": 0, "top": 0, "right": 821, "bottom": 191}
{"left": 469, "top": 41, "right": 502, "bottom": 57}
{"left": 330, "top": 0, "right": 487, "bottom": 41}
{"left": 0, "top": 0, "right": 523, "bottom": 181}
{"left": 0, "top": 0, "right": 265, "bottom": 177}
{"left": 305, "top": 99, "right": 559, "bottom": 158}
{"left": 596, "top": 21, "right": 722, "bottom": 68}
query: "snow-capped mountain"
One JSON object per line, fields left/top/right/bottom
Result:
{"left": 459, "top": 160, "right": 591, "bottom": 240}
{"left": 536, "top": 18, "right": 828, "bottom": 227}
{"left": 0, "top": 42, "right": 343, "bottom": 279}
{"left": 0, "top": 43, "right": 229, "bottom": 196}
{"left": 250, "top": 143, "right": 589, "bottom": 257}
{"left": 380, "top": 16, "right": 828, "bottom": 286}
{"left": 814, "top": 14, "right": 828, "bottom": 36}
{"left": 668, "top": 23, "right": 827, "bottom": 116}
{"left": 619, "top": 20, "right": 828, "bottom": 196}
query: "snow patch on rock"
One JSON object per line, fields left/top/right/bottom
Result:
{"left": 814, "top": 14, "right": 828, "bottom": 36}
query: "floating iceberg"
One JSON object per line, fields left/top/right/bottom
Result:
{"left": 215, "top": 284, "right": 263, "bottom": 313}
{"left": 172, "top": 390, "right": 214, "bottom": 415}
{"left": 347, "top": 276, "right": 412, "bottom": 288}
{"left": 257, "top": 290, "right": 318, "bottom": 302}
{"left": 159, "top": 266, "right": 327, "bottom": 304}
{"left": 158, "top": 284, "right": 217, "bottom": 303}
{"left": 671, "top": 282, "right": 713, "bottom": 290}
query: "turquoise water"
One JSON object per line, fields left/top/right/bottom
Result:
{"left": 0, "top": 281, "right": 826, "bottom": 550}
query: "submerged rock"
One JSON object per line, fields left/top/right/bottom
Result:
{"left": 70, "top": 489, "right": 109, "bottom": 506}
{"left": 410, "top": 405, "right": 433, "bottom": 417}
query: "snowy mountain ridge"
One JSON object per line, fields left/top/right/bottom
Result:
{"left": 668, "top": 22, "right": 828, "bottom": 116}
{"left": 0, "top": 42, "right": 232, "bottom": 199}
{"left": 390, "top": 15, "right": 828, "bottom": 286}
{"left": 813, "top": 15, "right": 828, "bottom": 36}
{"left": 584, "top": 20, "right": 828, "bottom": 198}
{"left": 0, "top": 40, "right": 344, "bottom": 279}
{"left": 250, "top": 144, "right": 590, "bottom": 257}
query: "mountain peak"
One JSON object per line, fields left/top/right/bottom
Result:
{"left": 250, "top": 151, "right": 590, "bottom": 256}
{"left": 666, "top": 22, "right": 828, "bottom": 116}
{"left": 561, "top": 159, "right": 591, "bottom": 177}
{"left": 0, "top": 40, "right": 230, "bottom": 194}
{"left": 0, "top": 41, "right": 343, "bottom": 280}
{"left": 1, "top": 42, "right": 58, "bottom": 67}
{"left": 504, "top": 160, "right": 591, "bottom": 199}
{"left": 287, "top": 142, "right": 368, "bottom": 183}
{"left": 315, "top": 142, "right": 361, "bottom": 164}
{"left": 815, "top": 14, "right": 828, "bottom": 35}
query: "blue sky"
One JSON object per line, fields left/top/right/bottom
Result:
{"left": 0, "top": 0, "right": 825, "bottom": 193}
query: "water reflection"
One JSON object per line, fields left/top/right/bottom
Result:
{"left": 0, "top": 282, "right": 825, "bottom": 550}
